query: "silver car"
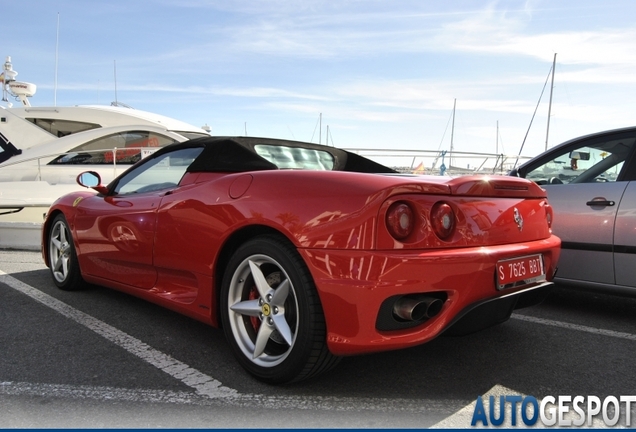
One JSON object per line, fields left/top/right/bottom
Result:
{"left": 510, "top": 127, "right": 636, "bottom": 295}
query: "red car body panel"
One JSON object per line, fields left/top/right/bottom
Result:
{"left": 42, "top": 139, "right": 560, "bottom": 357}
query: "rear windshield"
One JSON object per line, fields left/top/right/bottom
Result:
{"left": 254, "top": 144, "right": 334, "bottom": 170}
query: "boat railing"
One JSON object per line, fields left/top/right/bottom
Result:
{"left": 342, "top": 148, "right": 532, "bottom": 176}
{"left": 1, "top": 146, "right": 534, "bottom": 183}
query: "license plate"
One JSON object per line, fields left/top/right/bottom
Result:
{"left": 496, "top": 254, "right": 545, "bottom": 290}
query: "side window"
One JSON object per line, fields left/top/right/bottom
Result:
{"left": 525, "top": 137, "right": 635, "bottom": 185}
{"left": 48, "top": 131, "right": 178, "bottom": 165}
{"left": 113, "top": 146, "right": 204, "bottom": 195}
{"left": 27, "top": 118, "right": 99, "bottom": 137}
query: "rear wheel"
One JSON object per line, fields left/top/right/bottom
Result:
{"left": 220, "top": 235, "right": 338, "bottom": 383}
{"left": 48, "top": 214, "right": 84, "bottom": 291}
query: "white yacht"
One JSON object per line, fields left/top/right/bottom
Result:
{"left": 0, "top": 56, "right": 210, "bottom": 249}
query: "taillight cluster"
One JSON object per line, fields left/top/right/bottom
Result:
{"left": 385, "top": 200, "right": 456, "bottom": 242}
{"left": 545, "top": 202, "right": 554, "bottom": 230}
{"left": 430, "top": 202, "right": 455, "bottom": 240}
{"left": 386, "top": 202, "right": 414, "bottom": 240}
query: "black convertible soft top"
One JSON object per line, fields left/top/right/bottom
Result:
{"left": 149, "top": 136, "right": 397, "bottom": 174}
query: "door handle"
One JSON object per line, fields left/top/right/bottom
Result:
{"left": 586, "top": 199, "right": 615, "bottom": 207}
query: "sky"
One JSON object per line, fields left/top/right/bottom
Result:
{"left": 3, "top": 0, "right": 636, "bottom": 159}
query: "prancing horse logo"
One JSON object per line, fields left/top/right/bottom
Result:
{"left": 262, "top": 303, "right": 271, "bottom": 317}
{"left": 513, "top": 208, "right": 524, "bottom": 231}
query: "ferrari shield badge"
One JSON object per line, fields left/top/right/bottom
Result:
{"left": 513, "top": 207, "right": 524, "bottom": 232}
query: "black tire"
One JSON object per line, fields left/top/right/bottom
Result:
{"left": 47, "top": 213, "right": 85, "bottom": 291}
{"left": 220, "top": 234, "right": 339, "bottom": 384}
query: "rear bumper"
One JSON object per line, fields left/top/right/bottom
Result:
{"left": 299, "top": 235, "right": 560, "bottom": 355}
{"left": 442, "top": 281, "right": 553, "bottom": 336}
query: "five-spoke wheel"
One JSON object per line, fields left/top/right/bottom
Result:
{"left": 226, "top": 255, "right": 298, "bottom": 367}
{"left": 48, "top": 214, "right": 84, "bottom": 290}
{"left": 221, "top": 235, "right": 338, "bottom": 383}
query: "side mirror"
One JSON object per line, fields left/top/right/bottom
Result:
{"left": 77, "top": 171, "right": 100, "bottom": 187}
{"left": 77, "top": 171, "right": 109, "bottom": 194}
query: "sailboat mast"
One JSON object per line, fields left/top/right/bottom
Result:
{"left": 114, "top": 60, "right": 118, "bottom": 105}
{"left": 54, "top": 13, "right": 60, "bottom": 107}
{"left": 496, "top": 120, "right": 499, "bottom": 156}
{"left": 545, "top": 53, "right": 557, "bottom": 151}
{"left": 450, "top": 98, "right": 456, "bottom": 168}
{"left": 496, "top": 120, "right": 501, "bottom": 172}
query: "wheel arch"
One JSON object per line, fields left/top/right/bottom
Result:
{"left": 214, "top": 225, "right": 297, "bottom": 322}
{"left": 42, "top": 209, "right": 65, "bottom": 268}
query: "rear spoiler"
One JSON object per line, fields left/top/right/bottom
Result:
{"left": 446, "top": 175, "right": 547, "bottom": 198}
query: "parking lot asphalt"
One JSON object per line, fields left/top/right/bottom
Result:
{"left": 1, "top": 250, "right": 635, "bottom": 428}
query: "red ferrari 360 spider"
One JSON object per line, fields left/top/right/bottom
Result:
{"left": 42, "top": 136, "right": 560, "bottom": 383}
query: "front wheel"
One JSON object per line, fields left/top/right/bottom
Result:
{"left": 220, "top": 235, "right": 338, "bottom": 384}
{"left": 48, "top": 213, "right": 84, "bottom": 291}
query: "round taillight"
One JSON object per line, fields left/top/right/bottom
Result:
{"left": 546, "top": 203, "right": 554, "bottom": 229}
{"left": 431, "top": 202, "right": 455, "bottom": 240}
{"left": 386, "top": 202, "right": 414, "bottom": 240}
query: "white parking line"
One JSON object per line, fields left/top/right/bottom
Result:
{"left": 0, "top": 381, "right": 202, "bottom": 405}
{"left": 512, "top": 313, "right": 636, "bottom": 341}
{"left": 0, "top": 270, "right": 237, "bottom": 399}
{"left": 0, "top": 269, "right": 465, "bottom": 414}
{"left": 0, "top": 380, "right": 462, "bottom": 413}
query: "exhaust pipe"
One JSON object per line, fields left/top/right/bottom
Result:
{"left": 393, "top": 296, "right": 444, "bottom": 322}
